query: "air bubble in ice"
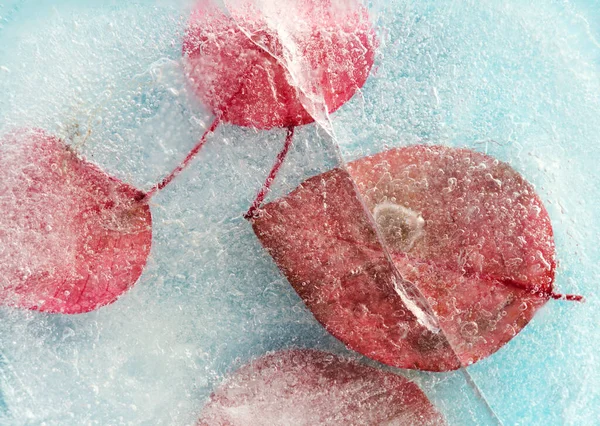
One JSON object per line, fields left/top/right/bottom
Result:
{"left": 373, "top": 202, "right": 424, "bottom": 252}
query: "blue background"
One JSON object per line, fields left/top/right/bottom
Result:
{"left": 1, "top": 1, "right": 599, "bottom": 424}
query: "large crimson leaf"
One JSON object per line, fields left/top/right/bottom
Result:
{"left": 0, "top": 129, "right": 152, "bottom": 314}
{"left": 182, "top": 0, "right": 376, "bottom": 129}
{"left": 198, "top": 349, "right": 445, "bottom": 425}
{"left": 252, "top": 146, "right": 555, "bottom": 371}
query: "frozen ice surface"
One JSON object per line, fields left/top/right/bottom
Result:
{"left": 0, "top": 0, "right": 599, "bottom": 425}
{"left": 334, "top": 0, "right": 600, "bottom": 424}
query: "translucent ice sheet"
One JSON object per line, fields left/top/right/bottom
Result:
{"left": 334, "top": 1, "right": 600, "bottom": 424}
{"left": 0, "top": 0, "right": 599, "bottom": 425}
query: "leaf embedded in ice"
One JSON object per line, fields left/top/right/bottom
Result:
{"left": 0, "top": 128, "right": 152, "bottom": 314}
{"left": 182, "top": 0, "right": 376, "bottom": 129}
{"left": 198, "top": 349, "right": 445, "bottom": 425}
{"left": 252, "top": 145, "right": 558, "bottom": 371}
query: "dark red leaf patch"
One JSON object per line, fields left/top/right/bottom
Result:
{"left": 252, "top": 146, "right": 557, "bottom": 371}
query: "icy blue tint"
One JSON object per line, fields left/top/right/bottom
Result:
{"left": 335, "top": 1, "right": 600, "bottom": 425}
{"left": 1, "top": 0, "right": 599, "bottom": 424}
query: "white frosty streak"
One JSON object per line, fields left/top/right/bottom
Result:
{"left": 392, "top": 275, "right": 440, "bottom": 334}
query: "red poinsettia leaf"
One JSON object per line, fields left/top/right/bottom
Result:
{"left": 0, "top": 128, "right": 152, "bottom": 314}
{"left": 252, "top": 146, "right": 555, "bottom": 371}
{"left": 182, "top": 0, "right": 376, "bottom": 129}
